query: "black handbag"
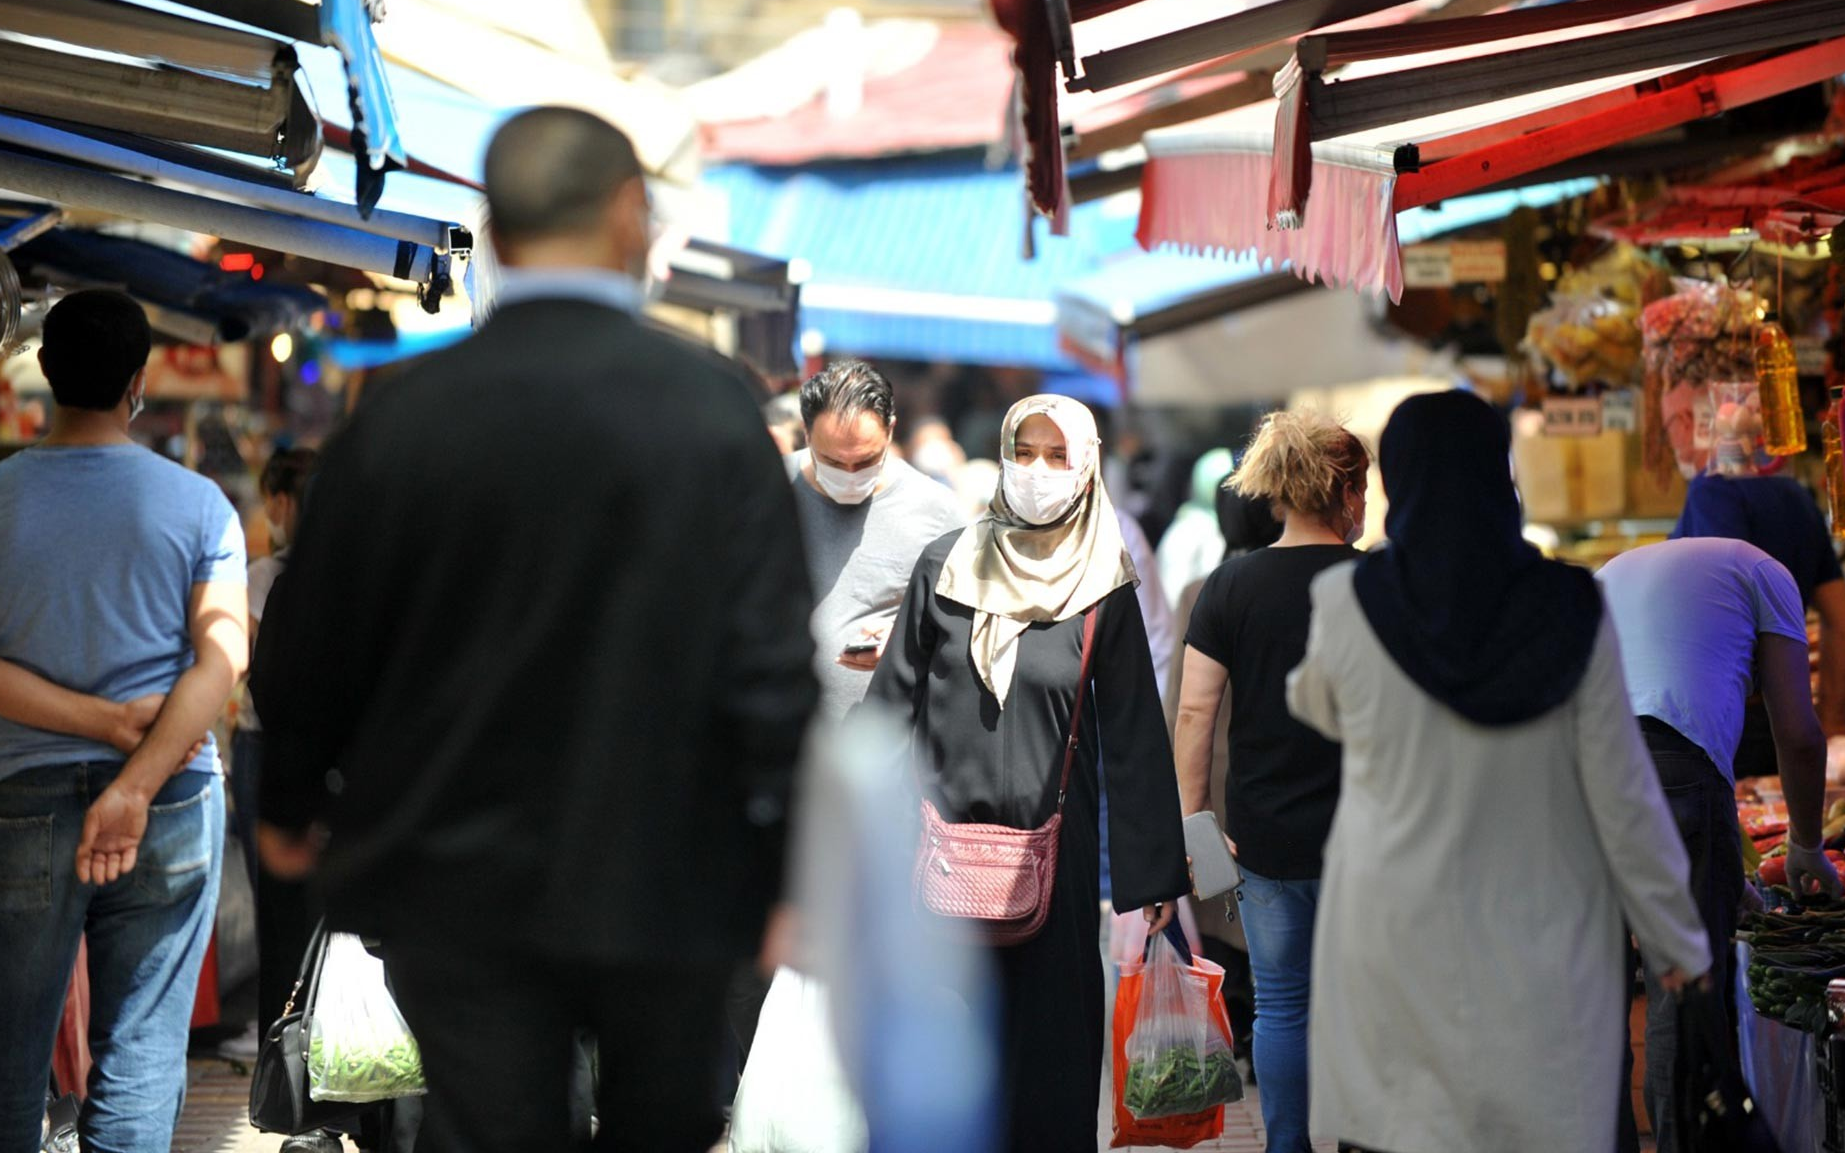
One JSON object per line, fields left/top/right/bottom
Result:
{"left": 249, "top": 921, "right": 367, "bottom": 1136}
{"left": 1672, "top": 981, "right": 1782, "bottom": 1153}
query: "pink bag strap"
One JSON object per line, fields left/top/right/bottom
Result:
{"left": 1056, "top": 604, "right": 1102, "bottom": 813}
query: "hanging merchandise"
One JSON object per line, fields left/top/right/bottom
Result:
{"left": 1754, "top": 313, "right": 1805, "bottom": 456}
{"left": 1641, "top": 279, "right": 1762, "bottom": 480}
{"left": 1825, "top": 386, "right": 1845, "bottom": 541}
{"left": 1522, "top": 294, "right": 1642, "bottom": 391}
{"left": 1706, "top": 379, "right": 1766, "bottom": 478}
{"left": 1521, "top": 246, "right": 1670, "bottom": 393}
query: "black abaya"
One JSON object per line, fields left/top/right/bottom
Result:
{"left": 865, "top": 532, "right": 1189, "bottom": 1152}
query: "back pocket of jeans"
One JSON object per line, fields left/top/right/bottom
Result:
{"left": 133, "top": 783, "right": 213, "bottom": 903}
{"left": 0, "top": 814, "right": 52, "bottom": 911}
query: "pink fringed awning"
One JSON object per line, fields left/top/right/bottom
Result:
{"left": 1137, "top": 134, "right": 1406, "bottom": 299}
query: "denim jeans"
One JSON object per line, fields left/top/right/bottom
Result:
{"left": 1615, "top": 719, "right": 1742, "bottom": 1153}
{"left": 0, "top": 763, "right": 223, "bottom": 1153}
{"left": 1237, "top": 866, "right": 1322, "bottom": 1153}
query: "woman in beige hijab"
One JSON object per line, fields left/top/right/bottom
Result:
{"left": 865, "top": 395, "right": 1189, "bottom": 1153}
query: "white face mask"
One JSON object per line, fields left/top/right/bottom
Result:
{"left": 1002, "top": 460, "right": 1084, "bottom": 526}
{"left": 128, "top": 382, "right": 145, "bottom": 422}
{"left": 266, "top": 517, "right": 288, "bottom": 550}
{"left": 813, "top": 455, "right": 883, "bottom": 506}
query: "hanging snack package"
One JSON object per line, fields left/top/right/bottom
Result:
{"left": 306, "top": 933, "right": 426, "bottom": 1103}
{"left": 1641, "top": 279, "right": 1760, "bottom": 479}
{"left": 1110, "top": 929, "right": 1243, "bottom": 1149}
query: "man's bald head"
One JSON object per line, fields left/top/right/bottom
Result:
{"left": 485, "top": 108, "right": 649, "bottom": 268}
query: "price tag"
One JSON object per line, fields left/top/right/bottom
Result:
{"left": 1600, "top": 389, "right": 1638, "bottom": 433}
{"left": 1542, "top": 395, "right": 1602, "bottom": 438}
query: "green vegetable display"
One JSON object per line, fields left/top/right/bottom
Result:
{"left": 1740, "top": 898, "right": 1845, "bottom": 1035}
{"left": 308, "top": 1032, "right": 426, "bottom": 1103}
{"left": 1122, "top": 1047, "right": 1243, "bottom": 1119}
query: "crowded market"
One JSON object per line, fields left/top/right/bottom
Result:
{"left": 5, "top": 1, "right": 1845, "bottom": 1152}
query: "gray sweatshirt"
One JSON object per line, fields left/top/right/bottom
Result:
{"left": 788, "top": 453, "right": 967, "bottom": 720}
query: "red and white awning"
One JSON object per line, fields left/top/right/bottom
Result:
{"left": 1137, "top": 15, "right": 1845, "bottom": 300}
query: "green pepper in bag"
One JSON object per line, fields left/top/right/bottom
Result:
{"left": 306, "top": 933, "right": 427, "bottom": 1104}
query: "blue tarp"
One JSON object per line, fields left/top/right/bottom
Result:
{"left": 706, "top": 159, "right": 1144, "bottom": 370}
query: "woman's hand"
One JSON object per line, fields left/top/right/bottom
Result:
{"left": 1143, "top": 900, "right": 1176, "bottom": 935}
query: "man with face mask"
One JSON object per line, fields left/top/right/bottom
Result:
{"left": 0, "top": 289, "right": 248, "bottom": 1153}
{"left": 789, "top": 359, "right": 966, "bottom": 721}
{"left": 725, "top": 361, "right": 965, "bottom": 1069}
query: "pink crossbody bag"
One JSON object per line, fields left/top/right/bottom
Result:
{"left": 912, "top": 608, "right": 1100, "bottom": 946}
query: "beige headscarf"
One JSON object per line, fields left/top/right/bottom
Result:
{"left": 936, "top": 395, "right": 1137, "bottom": 707}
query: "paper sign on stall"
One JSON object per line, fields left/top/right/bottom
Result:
{"left": 1542, "top": 395, "right": 1602, "bottom": 438}
{"left": 1401, "top": 241, "right": 1507, "bottom": 288}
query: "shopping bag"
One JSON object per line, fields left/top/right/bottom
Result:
{"left": 1109, "top": 925, "right": 1242, "bottom": 1150}
{"left": 1674, "top": 980, "right": 1781, "bottom": 1153}
{"left": 305, "top": 933, "right": 427, "bottom": 1104}
{"left": 730, "top": 967, "right": 868, "bottom": 1153}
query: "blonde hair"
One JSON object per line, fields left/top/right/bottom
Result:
{"left": 1229, "top": 409, "right": 1368, "bottom": 521}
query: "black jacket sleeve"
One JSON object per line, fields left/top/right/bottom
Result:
{"left": 1095, "top": 583, "right": 1191, "bottom": 911}
{"left": 254, "top": 415, "right": 390, "bottom": 832}
{"left": 713, "top": 424, "right": 820, "bottom": 907}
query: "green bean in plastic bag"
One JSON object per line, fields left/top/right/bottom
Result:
{"left": 306, "top": 933, "right": 427, "bottom": 1103}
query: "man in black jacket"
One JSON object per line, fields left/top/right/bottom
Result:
{"left": 254, "top": 107, "right": 817, "bottom": 1152}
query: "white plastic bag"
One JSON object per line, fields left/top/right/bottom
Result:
{"left": 729, "top": 967, "right": 868, "bottom": 1153}
{"left": 306, "top": 933, "right": 426, "bottom": 1103}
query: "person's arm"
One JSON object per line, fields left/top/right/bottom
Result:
{"left": 1761, "top": 631, "right": 1843, "bottom": 897}
{"left": 0, "top": 661, "right": 164, "bottom": 755}
{"left": 1094, "top": 586, "right": 1189, "bottom": 934}
{"left": 74, "top": 579, "right": 248, "bottom": 885}
{"left": 1572, "top": 614, "right": 1709, "bottom": 986}
{"left": 1173, "top": 647, "right": 1229, "bottom": 819}
{"left": 1812, "top": 579, "right": 1845, "bottom": 737}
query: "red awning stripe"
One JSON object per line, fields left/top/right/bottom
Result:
{"left": 1394, "top": 36, "right": 1845, "bottom": 210}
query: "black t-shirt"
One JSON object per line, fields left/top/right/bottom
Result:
{"left": 1673, "top": 474, "right": 1844, "bottom": 606}
{"left": 1184, "top": 545, "right": 1358, "bottom": 881}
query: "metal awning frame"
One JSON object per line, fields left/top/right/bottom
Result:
{"left": 1293, "top": 0, "right": 1845, "bottom": 143}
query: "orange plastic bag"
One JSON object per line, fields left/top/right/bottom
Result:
{"left": 1109, "top": 927, "right": 1241, "bottom": 1149}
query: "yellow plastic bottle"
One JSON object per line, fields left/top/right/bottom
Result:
{"left": 1756, "top": 314, "right": 1806, "bottom": 456}
{"left": 1824, "top": 387, "right": 1845, "bottom": 540}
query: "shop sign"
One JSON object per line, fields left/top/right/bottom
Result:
{"left": 1542, "top": 394, "right": 1602, "bottom": 438}
{"left": 1401, "top": 240, "right": 1508, "bottom": 288}
{"left": 1600, "top": 389, "right": 1638, "bottom": 433}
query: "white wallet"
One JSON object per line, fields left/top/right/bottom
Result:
{"left": 1183, "top": 811, "right": 1243, "bottom": 900}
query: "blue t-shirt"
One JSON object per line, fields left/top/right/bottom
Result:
{"left": 1598, "top": 538, "right": 1807, "bottom": 782}
{"left": 0, "top": 444, "right": 246, "bottom": 780}
{"left": 1672, "top": 474, "right": 1843, "bottom": 606}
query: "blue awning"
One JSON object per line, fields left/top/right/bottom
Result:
{"left": 706, "top": 158, "right": 1144, "bottom": 370}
